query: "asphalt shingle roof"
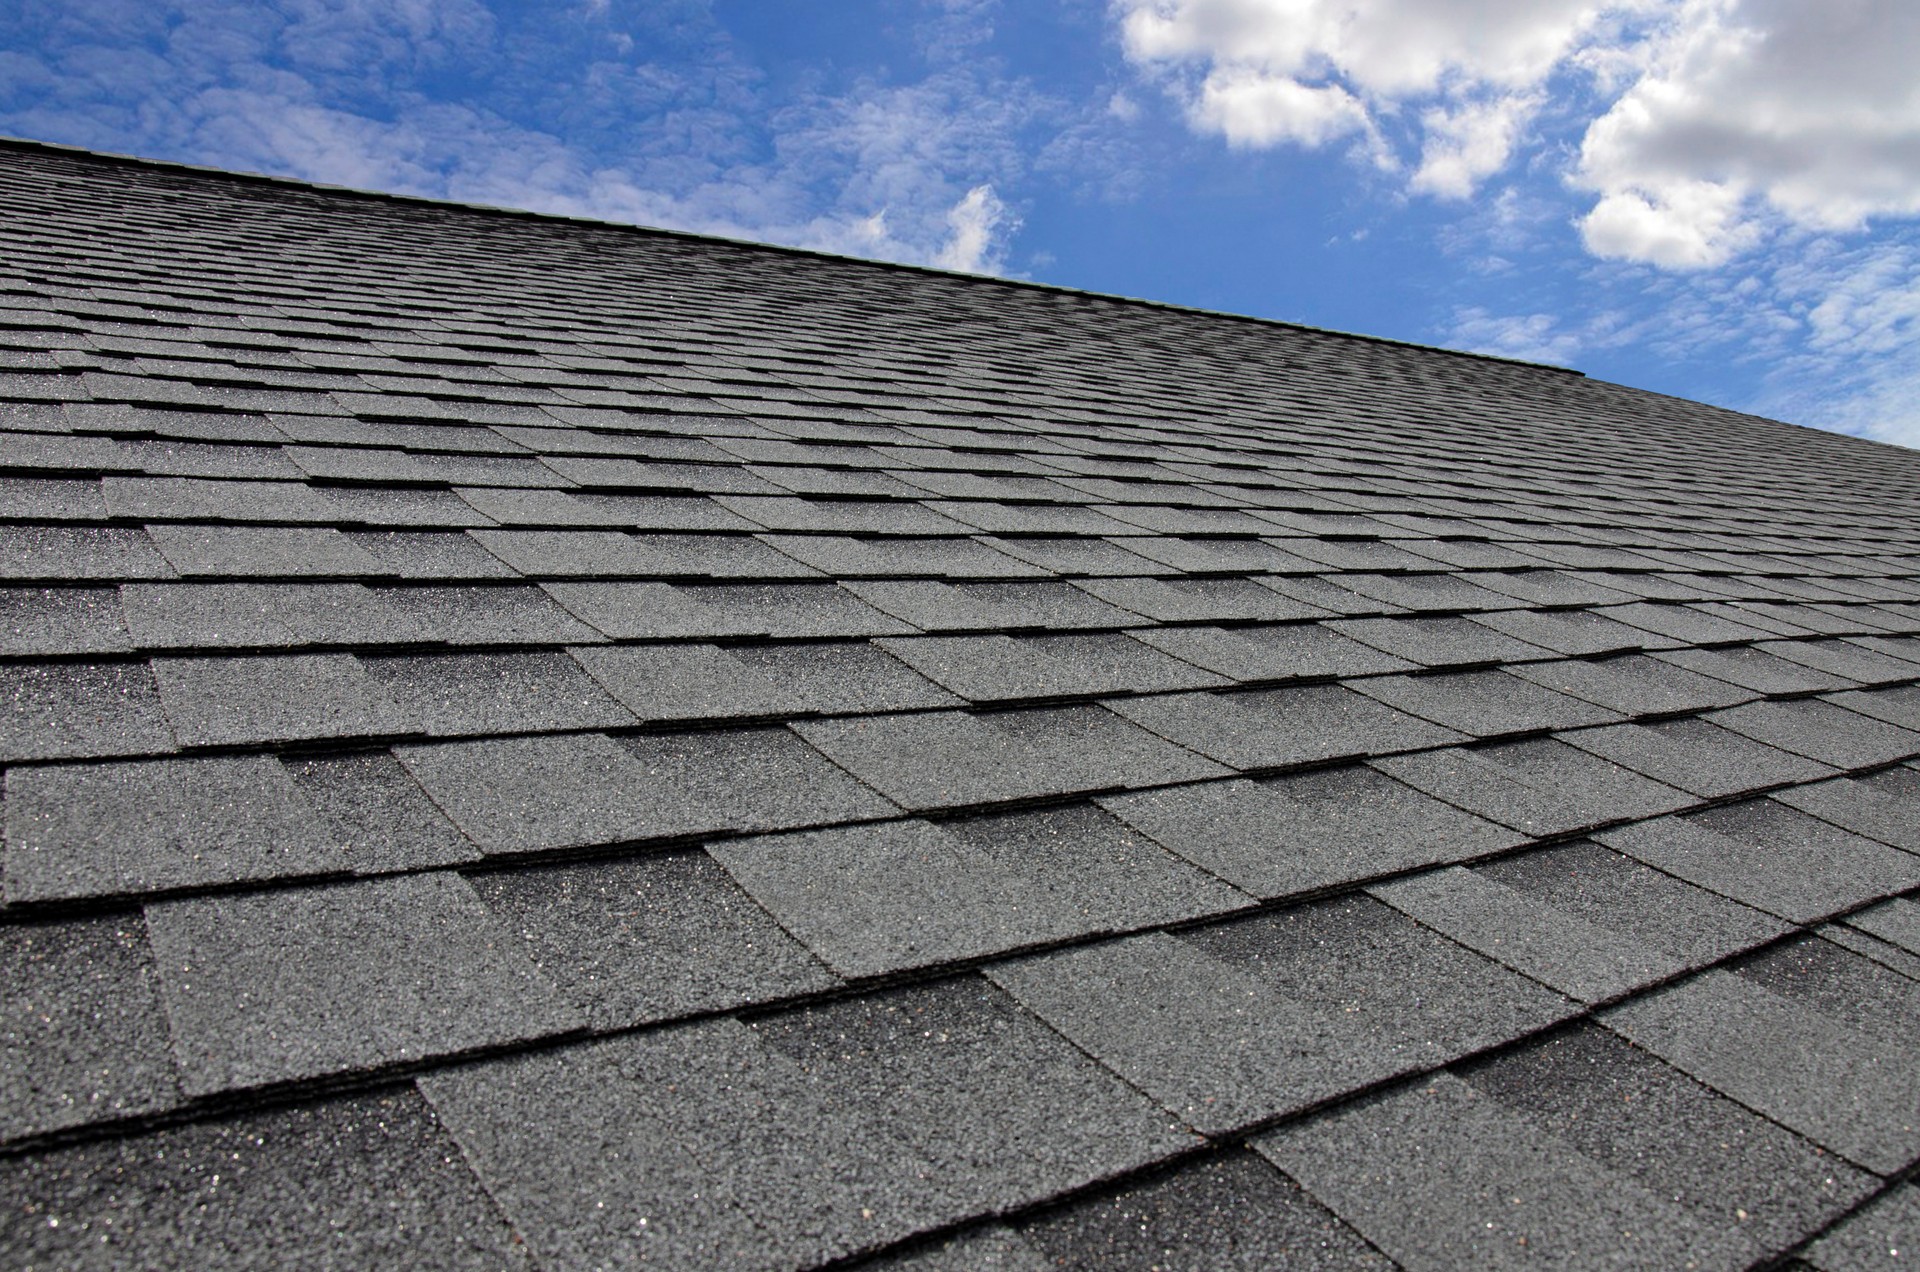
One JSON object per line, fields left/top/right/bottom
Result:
{"left": 2, "top": 137, "right": 1919, "bottom": 1270}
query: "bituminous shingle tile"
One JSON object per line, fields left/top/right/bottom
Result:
{"left": 877, "top": 631, "right": 1226, "bottom": 701}
{"left": 117, "top": 581, "right": 420, "bottom": 649}
{"left": 750, "top": 463, "right": 932, "bottom": 499}
{"left": 1118, "top": 535, "right": 1323, "bottom": 574}
{"left": 1329, "top": 614, "right": 1557, "bottom": 668}
{"left": 1597, "top": 802, "right": 1920, "bottom": 923}
{"left": 1354, "top": 669, "right": 1622, "bottom": 737}
{"left": 1655, "top": 644, "right": 1856, "bottom": 694}
{"left": 327, "top": 486, "right": 501, "bottom": 528}
{"left": 761, "top": 533, "right": 1046, "bottom": 579}
{"left": 344, "top": 530, "right": 519, "bottom": 577}
{"left": 469, "top": 849, "right": 840, "bottom": 1030}
{"left": 1254, "top": 1073, "right": 1759, "bottom": 1272}
{"left": 1504, "top": 651, "right": 1753, "bottom": 716}
{"left": 457, "top": 487, "right": 758, "bottom": 531}
{"left": 710, "top": 804, "right": 1248, "bottom": 977}
{"left": 362, "top": 651, "right": 634, "bottom": 735}
{"left": 0, "top": 588, "right": 127, "bottom": 659}
{"left": 1460, "top": 568, "right": 1639, "bottom": 607}
{"left": 845, "top": 578, "right": 1135, "bottom": 631}
{"left": 1602, "top": 968, "right": 1920, "bottom": 1174}
{"left": 1076, "top": 574, "right": 1333, "bottom": 623}
{"left": 102, "top": 475, "right": 334, "bottom": 523}
{"left": 1709, "top": 697, "right": 1920, "bottom": 769}
{"left": 715, "top": 495, "right": 973, "bottom": 535}
{"left": 144, "top": 524, "right": 384, "bottom": 577}
{"left": 863, "top": 1226, "right": 1049, "bottom": 1271}
{"left": 1456, "top": 1023, "right": 1875, "bottom": 1257}
{"left": 3, "top": 755, "right": 339, "bottom": 903}
{"left": 792, "top": 705, "right": 1228, "bottom": 810}
{"left": 1845, "top": 895, "right": 1920, "bottom": 954}
{"left": 1110, "top": 683, "right": 1463, "bottom": 770}
{"left": 978, "top": 534, "right": 1177, "bottom": 577}
{"left": 1375, "top": 736, "right": 1692, "bottom": 835}
{"left": 1597, "top": 600, "right": 1780, "bottom": 644}
{"left": 1763, "top": 636, "right": 1920, "bottom": 684}
{"left": 1274, "top": 536, "right": 1452, "bottom": 573}
{"left": 0, "top": 912, "right": 180, "bottom": 1142}
{"left": 0, "top": 524, "right": 175, "bottom": 580}
{"left": 153, "top": 653, "right": 410, "bottom": 745}
{"left": 544, "top": 579, "right": 913, "bottom": 639}
{"left": 1469, "top": 606, "right": 1682, "bottom": 656}
{"left": 618, "top": 725, "right": 898, "bottom": 832}
{"left": 0, "top": 659, "right": 175, "bottom": 760}
{"left": 145, "top": 872, "right": 580, "bottom": 1092}
{"left": 470, "top": 528, "right": 818, "bottom": 578}
{"left": 1804, "top": 1183, "right": 1920, "bottom": 1272}
{"left": 1831, "top": 684, "right": 1920, "bottom": 731}
{"left": 922, "top": 500, "right": 1143, "bottom": 536}
{"left": 1102, "top": 764, "right": 1518, "bottom": 898}
{"left": 0, "top": 474, "right": 108, "bottom": 519}
{"left": 1735, "top": 934, "right": 1920, "bottom": 1059}
{"left": 1014, "top": 1150, "right": 1391, "bottom": 1272}
{"left": 0, "top": 1088, "right": 532, "bottom": 1272}
{"left": 571, "top": 640, "right": 957, "bottom": 722}
{"left": 540, "top": 453, "right": 786, "bottom": 494}
{"left": 281, "top": 749, "right": 480, "bottom": 873}
{"left": 376, "top": 583, "right": 605, "bottom": 645}
{"left": 1131, "top": 622, "right": 1414, "bottom": 683}
{"left": 1565, "top": 718, "right": 1836, "bottom": 796}
{"left": 988, "top": 898, "right": 1571, "bottom": 1134}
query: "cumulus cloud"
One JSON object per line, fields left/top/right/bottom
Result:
{"left": 1444, "top": 306, "right": 1586, "bottom": 365}
{"left": 934, "top": 184, "right": 1015, "bottom": 272}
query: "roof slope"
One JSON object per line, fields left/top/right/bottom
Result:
{"left": 2, "top": 138, "right": 1919, "bottom": 1271}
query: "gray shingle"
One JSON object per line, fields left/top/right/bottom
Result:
{"left": 0, "top": 524, "right": 174, "bottom": 580}
{"left": 1373, "top": 736, "right": 1693, "bottom": 835}
{"left": 1847, "top": 896, "right": 1920, "bottom": 954}
{"left": 0, "top": 1088, "right": 531, "bottom": 1271}
{"left": 346, "top": 529, "right": 517, "bottom": 577}
{"left": 153, "top": 653, "right": 410, "bottom": 745}
{"left": 1505, "top": 650, "right": 1753, "bottom": 716}
{"left": 544, "top": 579, "right": 912, "bottom": 638}
{"left": 1765, "top": 636, "right": 1920, "bottom": 684}
{"left": 1470, "top": 606, "right": 1682, "bottom": 656}
{"left": 469, "top": 849, "right": 840, "bottom": 1030}
{"left": 1111, "top": 683, "right": 1463, "bottom": 770}
{"left": 1602, "top": 969, "right": 1920, "bottom": 1174}
{"left": 1710, "top": 697, "right": 1920, "bottom": 769}
{"left": 864, "top": 1226, "right": 1049, "bottom": 1272}
{"left": 618, "top": 725, "right": 898, "bottom": 832}
{"left": 1132, "top": 622, "right": 1414, "bottom": 682}
{"left": 1833, "top": 684, "right": 1920, "bottom": 731}
{"left": 762, "top": 533, "right": 1046, "bottom": 579}
{"left": 793, "top": 705, "right": 1227, "bottom": 810}
{"left": 846, "top": 578, "right": 1135, "bottom": 631}
{"left": 0, "top": 659, "right": 175, "bottom": 760}
{"left": 1255, "top": 1073, "right": 1759, "bottom": 1272}
{"left": 711, "top": 804, "right": 1248, "bottom": 976}
{"left": 983, "top": 534, "right": 1175, "bottom": 576}
{"left": 1657, "top": 644, "right": 1856, "bottom": 694}
{"left": 0, "top": 475, "right": 108, "bottom": 518}
{"left": 1103, "top": 764, "right": 1519, "bottom": 898}
{"left": 877, "top": 631, "right": 1226, "bottom": 701}
{"left": 364, "top": 649, "right": 633, "bottom": 735}
{"left": 1566, "top": 718, "right": 1836, "bottom": 796}
{"left": 378, "top": 583, "right": 606, "bottom": 644}
{"left": 0, "top": 586, "right": 131, "bottom": 654}
{"left": 3, "top": 755, "right": 340, "bottom": 903}
{"left": 145, "top": 524, "right": 383, "bottom": 577}
{"left": 1076, "top": 574, "right": 1333, "bottom": 623}
{"left": 281, "top": 749, "right": 481, "bottom": 873}
{"left": 1804, "top": 1183, "right": 1920, "bottom": 1272}
{"left": 1599, "top": 600, "right": 1781, "bottom": 644}
{"left": 573, "top": 639, "right": 957, "bottom": 722}
{"left": 1354, "top": 668, "right": 1622, "bottom": 736}
{"left": 1330, "top": 615, "right": 1557, "bottom": 668}
{"left": 0, "top": 913, "right": 180, "bottom": 1142}
{"left": 1597, "top": 803, "right": 1920, "bottom": 924}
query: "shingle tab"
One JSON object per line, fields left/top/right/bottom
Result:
{"left": 846, "top": 578, "right": 1136, "bottom": 631}
{"left": 145, "top": 524, "right": 383, "bottom": 577}
{"left": 1354, "top": 668, "right": 1622, "bottom": 736}
{"left": 878, "top": 631, "right": 1226, "bottom": 701}
{"left": 1132, "top": 622, "right": 1414, "bottom": 682}
{"left": 146, "top": 873, "right": 581, "bottom": 1092}
{"left": 281, "top": 749, "right": 481, "bottom": 873}
{"left": 1373, "top": 736, "right": 1693, "bottom": 835}
{"left": 572, "top": 639, "right": 958, "bottom": 721}
{"left": 1566, "top": 718, "right": 1836, "bottom": 796}
{"left": 1111, "top": 683, "right": 1464, "bottom": 770}
{"left": 544, "top": 578, "right": 912, "bottom": 638}
{"left": 1709, "top": 696, "right": 1920, "bottom": 769}
{"left": 0, "top": 659, "right": 175, "bottom": 760}
{"left": 153, "top": 652, "right": 410, "bottom": 745}
{"left": 0, "top": 586, "right": 131, "bottom": 654}
{"left": 362, "top": 650, "right": 634, "bottom": 735}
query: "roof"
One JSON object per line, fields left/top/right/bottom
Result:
{"left": 1, "top": 136, "right": 1918, "bottom": 1271}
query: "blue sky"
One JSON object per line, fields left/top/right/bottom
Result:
{"left": 4, "top": 0, "right": 1919, "bottom": 447}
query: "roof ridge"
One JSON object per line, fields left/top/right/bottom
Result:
{"left": 0, "top": 133, "right": 1584, "bottom": 378}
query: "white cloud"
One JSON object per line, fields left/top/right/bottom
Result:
{"left": 1443, "top": 306, "right": 1585, "bottom": 364}
{"left": 934, "top": 184, "right": 1015, "bottom": 272}
{"left": 1412, "top": 92, "right": 1539, "bottom": 199}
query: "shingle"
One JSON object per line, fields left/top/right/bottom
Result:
{"left": 792, "top": 705, "right": 1228, "bottom": 810}
{"left": 1374, "top": 737, "right": 1692, "bottom": 835}
{"left": 461, "top": 487, "right": 757, "bottom": 530}
{"left": 393, "top": 733, "right": 696, "bottom": 855}
{"left": 1566, "top": 718, "right": 1836, "bottom": 796}
{"left": 1471, "top": 606, "right": 1682, "bottom": 656}
{"left": 545, "top": 578, "right": 911, "bottom": 639}
{"left": 1736, "top": 934, "right": 1920, "bottom": 1056}
{"left": 281, "top": 749, "right": 481, "bottom": 873}
{"left": 326, "top": 485, "right": 501, "bottom": 528}
{"left": 1832, "top": 684, "right": 1920, "bottom": 730}
{"left": 716, "top": 495, "right": 972, "bottom": 535}
{"left": 1710, "top": 697, "right": 1920, "bottom": 770}
{"left": 864, "top": 1226, "right": 1050, "bottom": 1272}
{"left": 1847, "top": 896, "right": 1920, "bottom": 954}
{"left": 1110, "top": 683, "right": 1463, "bottom": 770}
{"left": 924, "top": 500, "right": 1143, "bottom": 536}
{"left": 0, "top": 913, "right": 180, "bottom": 1142}
{"left": 145, "top": 524, "right": 383, "bottom": 577}
{"left": 362, "top": 651, "right": 634, "bottom": 735}
{"left": 618, "top": 725, "right": 898, "bottom": 832}
{"left": 761, "top": 533, "right": 1046, "bottom": 579}
{"left": 877, "top": 632, "right": 1225, "bottom": 701}
{"left": 340, "top": 530, "right": 516, "bottom": 578}
{"left": 711, "top": 804, "right": 1248, "bottom": 977}
{"left": 1132, "top": 622, "right": 1414, "bottom": 682}
{"left": 3, "top": 755, "right": 340, "bottom": 903}
{"left": 1076, "top": 574, "right": 1332, "bottom": 622}
{"left": 0, "top": 659, "right": 175, "bottom": 760}
{"left": 0, "top": 1087, "right": 532, "bottom": 1271}
{"left": 1602, "top": 969, "right": 1920, "bottom": 1174}
{"left": 1119, "top": 535, "right": 1323, "bottom": 574}
{"left": 1102, "top": 764, "right": 1519, "bottom": 898}
{"left": 1598, "top": 600, "right": 1781, "bottom": 644}
{"left": 1505, "top": 651, "right": 1753, "bottom": 716}
{"left": 1254, "top": 1073, "right": 1760, "bottom": 1272}
{"left": 117, "top": 582, "right": 409, "bottom": 648}
{"left": 1763, "top": 636, "right": 1920, "bottom": 684}
{"left": 988, "top": 898, "right": 1571, "bottom": 1134}
{"left": 571, "top": 640, "right": 957, "bottom": 722}
{"left": 1597, "top": 803, "right": 1920, "bottom": 923}
{"left": 1804, "top": 1183, "right": 1920, "bottom": 1272}
{"left": 1015, "top": 1151, "right": 1391, "bottom": 1272}
{"left": 146, "top": 872, "right": 580, "bottom": 1092}
{"left": 0, "top": 524, "right": 174, "bottom": 580}
{"left": 845, "top": 578, "right": 1134, "bottom": 631}
{"left": 0, "top": 474, "right": 108, "bottom": 518}
{"left": 1355, "top": 668, "right": 1622, "bottom": 736}
{"left": 1320, "top": 571, "right": 1517, "bottom": 613}
{"left": 540, "top": 453, "right": 785, "bottom": 493}
{"left": 152, "top": 653, "right": 410, "bottom": 745}
{"left": 1657, "top": 644, "right": 1856, "bottom": 694}
{"left": 982, "top": 534, "right": 1176, "bottom": 576}
{"left": 1330, "top": 615, "right": 1557, "bottom": 668}
{"left": 0, "top": 586, "right": 131, "bottom": 654}
{"left": 1467, "top": 568, "right": 1641, "bottom": 607}
{"left": 469, "top": 849, "right": 840, "bottom": 1030}
{"left": 471, "top": 528, "right": 818, "bottom": 578}
{"left": 375, "top": 582, "right": 604, "bottom": 645}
